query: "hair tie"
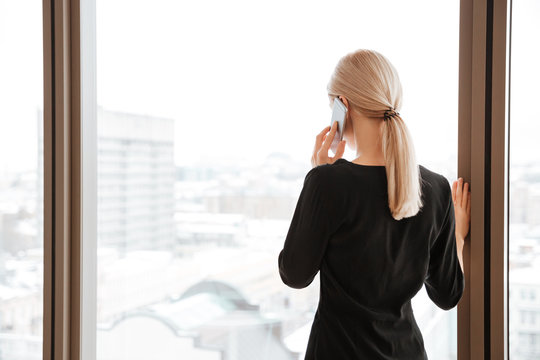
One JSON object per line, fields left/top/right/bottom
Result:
{"left": 383, "top": 108, "right": 400, "bottom": 121}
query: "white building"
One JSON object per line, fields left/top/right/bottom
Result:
{"left": 509, "top": 257, "right": 540, "bottom": 360}
{"left": 97, "top": 106, "right": 176, "bottom": 253}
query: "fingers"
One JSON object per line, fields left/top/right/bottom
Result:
{"left": 331, "top": 140, "right": 346, "bottom": 161}
{"left": 321, "top": 121, "right": 338, "bottom": 152}
{"left": 315, "top": 126, "right": 331, "bottom": 152}
{"left": 453, "top": 177, "right": 471, "bottom": 213}
{"left": 456, "top": 178, "right": 463, "bottom": 207}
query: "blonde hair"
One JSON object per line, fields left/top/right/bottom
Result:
{"left": 327, "top": 49, "right": 423, "bottom": 220}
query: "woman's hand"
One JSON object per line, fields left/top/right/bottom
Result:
{"left": 451, "top": 177, "right": 470, "bottom": 273}
{"left": 311, "top": 121, "right": 346, "bottom": 168}
{"left": 451, "top": 177, "right": 471, "bottom": 241}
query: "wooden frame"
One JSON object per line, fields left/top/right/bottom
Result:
{"left": 42, "top": 0, "right": 83, "bottom": 359}
{"left": 490, "top": 0, "right": 510, "bottom": 357}
{"left": 40, "top": 0, "right": 512, "bottom": 359}
{"left": 457, "top": 0, "right": 510, "bottom": 359}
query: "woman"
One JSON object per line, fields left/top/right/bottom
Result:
{"left": 277, "top": 49, "right": 470, "bottom": 359}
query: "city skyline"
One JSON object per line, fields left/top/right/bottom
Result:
{"left": 1, "top": 105, "right": 540, "bottom": 358}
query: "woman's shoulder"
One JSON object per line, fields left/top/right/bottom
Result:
{"left": 418, "top": 164, "right": 453, "bottom": 212}
{"left": 418, "top": 164, "right": 451, "bottom": 192}
{"left": 300, "top": 161, "right": 356, "bottom": 203}
{"left": 306, "top": 160, "right": 451, "bottom": 198}
{"left": 305, "top": 159, "right": 362, "bottom": 186}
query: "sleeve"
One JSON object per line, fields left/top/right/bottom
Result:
{"left": 277, "top": 166, "right": 342, "bottom": 289}
{"left": 424, "top": 178, "right": 465, "bottom": 310}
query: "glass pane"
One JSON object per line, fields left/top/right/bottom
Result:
{"left": 509, "top": 1, "right": 540, "bottom": 359}
{"left": 92, "top": 1, "right": 459, "bottom": 359}
{"left": 0, "top": 1, "right": 44, "bottom": 359}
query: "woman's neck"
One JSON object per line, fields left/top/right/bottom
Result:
{"left": 351, "top": 115, "right": 386, "bottom": 166}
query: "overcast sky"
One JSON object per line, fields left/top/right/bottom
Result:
{"left": 1, "top": 0, "right": 538, "bottom": 174}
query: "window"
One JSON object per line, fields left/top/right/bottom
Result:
{"left": 509, "top": 0, "right": 540, "bottom": 359}
{"left": 8, "top": 0, "right": 520, "bottom": 358}
{"left": 0, "top": 1, "right": 44, "bottom": 359}
{"left": 82, "top": 0, "right": 461, "bottom": 359}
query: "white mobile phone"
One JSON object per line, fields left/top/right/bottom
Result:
{"left": 330, "top": 97, "right": 347, "bottom": 153}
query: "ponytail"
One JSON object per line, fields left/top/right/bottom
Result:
{"left": 381, "top": 114, "right": 423, "bottom": 220}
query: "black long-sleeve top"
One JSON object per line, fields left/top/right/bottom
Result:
{"left": 278, "top": 158, "right": 464, "bottom": 360}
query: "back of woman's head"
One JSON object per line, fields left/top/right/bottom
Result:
{"left": 327, "top": 49, "right": 423, "bottom": 220}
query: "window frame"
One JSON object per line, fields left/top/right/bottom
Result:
{"left": 457, "top": 0, "right": 511, "bottom": 359}
{"left": 42, "top": 0, "right": 85, "bottom": 359}
{"left": 40, "top": 0, "right": 512, "bottom": 359}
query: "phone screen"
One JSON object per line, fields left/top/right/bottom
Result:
{"left": 330, "top": 97, "right": 347, "bottom": 153}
